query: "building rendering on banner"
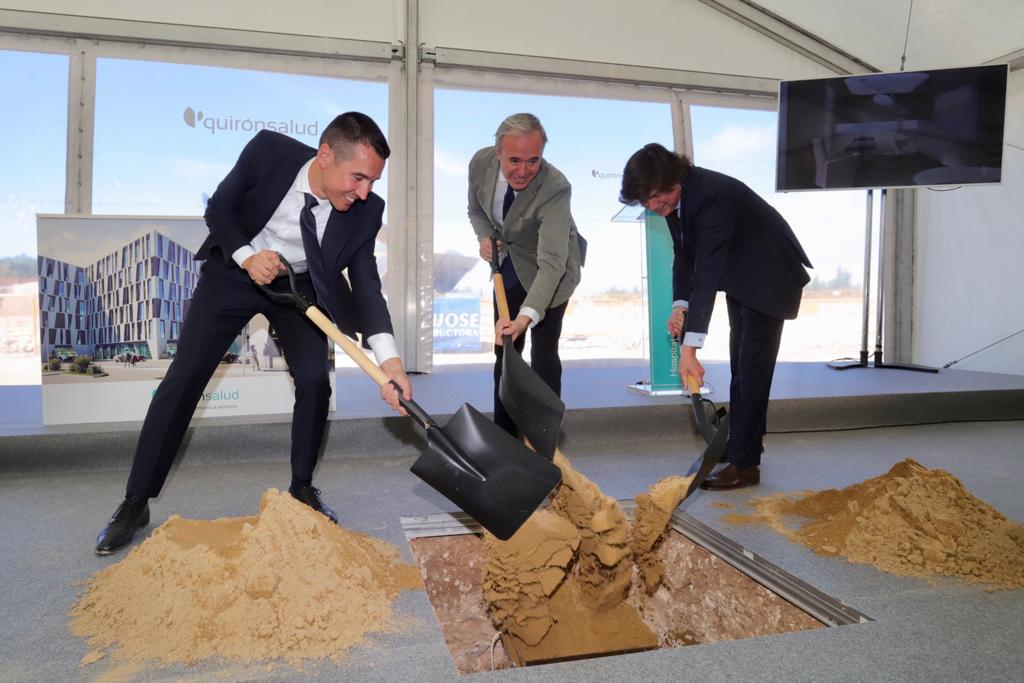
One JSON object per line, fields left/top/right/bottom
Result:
{"left": 38, "top": 230, "right": 201, "bottom": 362}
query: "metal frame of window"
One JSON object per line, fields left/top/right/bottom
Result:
{"left": 425, "top": 69, "right": 688, "bottom": 368}
{"left": 79, "top": 42, "right": 391, "bottom": 217}
{"left": 0, "top": 32, "right": 76, "bottom": 213}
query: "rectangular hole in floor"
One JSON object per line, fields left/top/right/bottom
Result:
{"left": 402, "top": 502, "right": 870, "bottom": 674}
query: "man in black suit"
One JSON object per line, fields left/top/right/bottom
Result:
{"left": 95, "top": 112, "right": 411, "bottom": 554}
{"left": 620, "top": 143, "right": 811, "bottom": 490}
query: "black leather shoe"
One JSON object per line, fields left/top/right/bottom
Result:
{"left": 290, "top": 485, "right": 338, "bottom": 524}
{"left": 700, "top": 463, "right": 760, "bottom": 490}
{"left": 95, "top": 496, "right": 150, "bottom": 555}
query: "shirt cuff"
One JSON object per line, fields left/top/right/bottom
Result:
{"left": 519, "top": 306, "right": 541, "bottom": 328}
{"left": 232, "top": 245, "right": 256, "bottom": 269}
{"left": 366, "top": 333, "right": 399, "bottom": 365}
{"left": 682, "top": 331, "right": 706, "bottom": 348}
{"left": 672, "top": 299, "right": 689, "bottom": 310}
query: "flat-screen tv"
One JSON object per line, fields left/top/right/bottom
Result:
{"left": 776, "top": 65, "right": 1007, "bottom": 191}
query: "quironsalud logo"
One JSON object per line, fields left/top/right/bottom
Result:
{"left": 200, "top": 389, "right": 240, "bottom": 402}
{"left": 591, "top": 169, "right": 623, "bottom": 180}
{"left": 183, "top": 106, "right": 203, "bottom": 127}
{"left": 150, "top": 387, "right": 240, "bottom": 402}
{"left": 182, "top": 106, "right": 319, "bottom": 137}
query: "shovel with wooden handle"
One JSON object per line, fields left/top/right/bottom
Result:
{"left": 680, "top": 375, "right": 730, "bottom": 502}
{"left": 489, "top": 237, "right": 565, "bottom": 461}
{"left": 687, "top": 372, "right": 728, "bottom": 446}
{"left": 257, "top": 256, "right": 561, "bottom": 540}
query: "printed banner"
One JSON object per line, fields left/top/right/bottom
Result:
{"left": 433, "top": 296, "right": 482, "bottom": 352}
{"left": 41, "top": 372, "right": 335, "bottom": 424}
{"left": 37, "top": 215, "right": 335, "bottom": 425}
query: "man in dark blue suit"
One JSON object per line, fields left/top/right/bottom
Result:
{"left": 620, "top": 143, "right": 811, "bottom": 490}
{"left": 95, "top": 112, "right": 411, "bottom": 554}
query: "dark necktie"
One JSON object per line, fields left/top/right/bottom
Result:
{"left": 298, "top": 192, "right": 332, "bottom": 312}
{"left": 502, "top": 183, "right": 515, "bottom": 219}
{"left": 499, "top": 184, "right": 519, "bottom": 288}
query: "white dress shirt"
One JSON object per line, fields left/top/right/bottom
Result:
{"left": 231, "top": 158, "right": 399, "bottom": 363}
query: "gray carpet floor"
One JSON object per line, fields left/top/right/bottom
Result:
{"left": 1, "top": 417, "right": 1023, "bottom": 682}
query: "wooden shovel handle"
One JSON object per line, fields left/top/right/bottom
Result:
{"left": 490, "top": 235, "right": 513, "bottom": 322}
{"left": 685, "top": 375, "right": 701, "bottom": 395}
{"left": 493, "top": 272, "right": 512, "bottom": 320}
{"left": 305, "top": 307, "right": 390, "bottom": 387}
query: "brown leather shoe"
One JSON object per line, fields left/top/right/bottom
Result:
{"left": 700, "top": 463, "right": 760, "bottom": 490}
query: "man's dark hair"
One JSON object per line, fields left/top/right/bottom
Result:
{"left": 320, "top": 111, "right": 390, "bottom": 161}
{"left": 619, "top": 143, "right": 692, "bottom": 205}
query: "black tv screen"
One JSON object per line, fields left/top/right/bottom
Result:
{"left": 777, "top": 65, "right": 1007, "bottom": 191}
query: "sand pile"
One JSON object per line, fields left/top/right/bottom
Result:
{"left": 631, "top": 475, "right": 694, "bottom": 592}
{"left": 483, "top": 509, "right": 580, "bottom": 645}
{"left": 482, "top": 451, "right": 690, "bottom": 663}
{"left": 725, "top": 459, "right": 1024, "bottom": 589}
{"left": 71, "top": 489, "right": 423, "bottom": 667}
{"left": 548, "top": 450, "right": 633, "bottom": 610}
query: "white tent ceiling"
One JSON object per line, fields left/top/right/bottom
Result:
{"left": 753, "top": 0, "right": 1024, "bottom": 73}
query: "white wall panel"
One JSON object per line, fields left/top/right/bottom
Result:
{"left": 419, "top": 0, "right": 835, "bottom": 80}
{"left": 2, "top": 0, "right": 836, "bottom": 81}
{"left": 758, "top": 0, "right": 1024, "bottom": 73}
{"left": 913, "top": 69, "right": 1024, "bottom": 375}
{"left": 0, "top": 0, "right": 399, "bottom": 43}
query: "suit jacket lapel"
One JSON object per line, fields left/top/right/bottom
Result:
{"left": 482, "top": 157, "right": 500, "bottom": 226}
{"left": 321, "top": 209, "right": 356, "bottom": 273}
{"left": 667, "top": 210, "right": 682, "bottom": 234}
{"left": 679, "top": 168, "right": 699, "bottom": 232}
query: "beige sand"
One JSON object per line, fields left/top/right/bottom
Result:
{"left": 482, "top": 509, "right": 580, "bottom": 646}
{"left": 71, "top": 489, "right": 423, "bottom": 668}
{"left": 724, "top": 459, "right": 1024, "bottom": 589}
{"left": 483, "top": 450, "right": 678, "bottom": 660}
{"left": 631, "top": 475, "right": 694, "bottom": 592}
{"left": 547, "top": 449, "right": 634, "bottom": 610}
{"left": 501, "top": 572, "right": 658, "bottom": 665}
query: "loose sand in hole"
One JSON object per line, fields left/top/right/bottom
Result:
{"left": 70, "top": 489, "right": 422, "bottom": 669}
{"left": 483, "top": 509, "right": 581, "bottom": 646}
{"left": 547, "top": 450, "right": 634, "bottom": 610}
{"left": 481, "top": 451, "right": 692, "bottom": 660}
{"left": 632, "top": 475, "right": 694, "bottom": 593}
{"left": 724, "top": 458, "right": 1024, "bottom": 589}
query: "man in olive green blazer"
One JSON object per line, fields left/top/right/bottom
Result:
{"left": 467, "top": 113, "right": 583, "bottom": 438}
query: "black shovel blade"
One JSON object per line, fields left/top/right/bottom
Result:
{"left": 410, "top": 403, "right": 562, "bottom": 540}
{"left": 499, "top": 341, "right": 565, "bottom": 461}
{"left": 690, "top": 390, "right": 719, "bottom": 445}
{"left": 683, "top": 413, "right": 730, "bottom": 501}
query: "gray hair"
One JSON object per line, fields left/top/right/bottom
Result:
{"left": 494, "top": 113, "right": 548, "bottom": 152}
